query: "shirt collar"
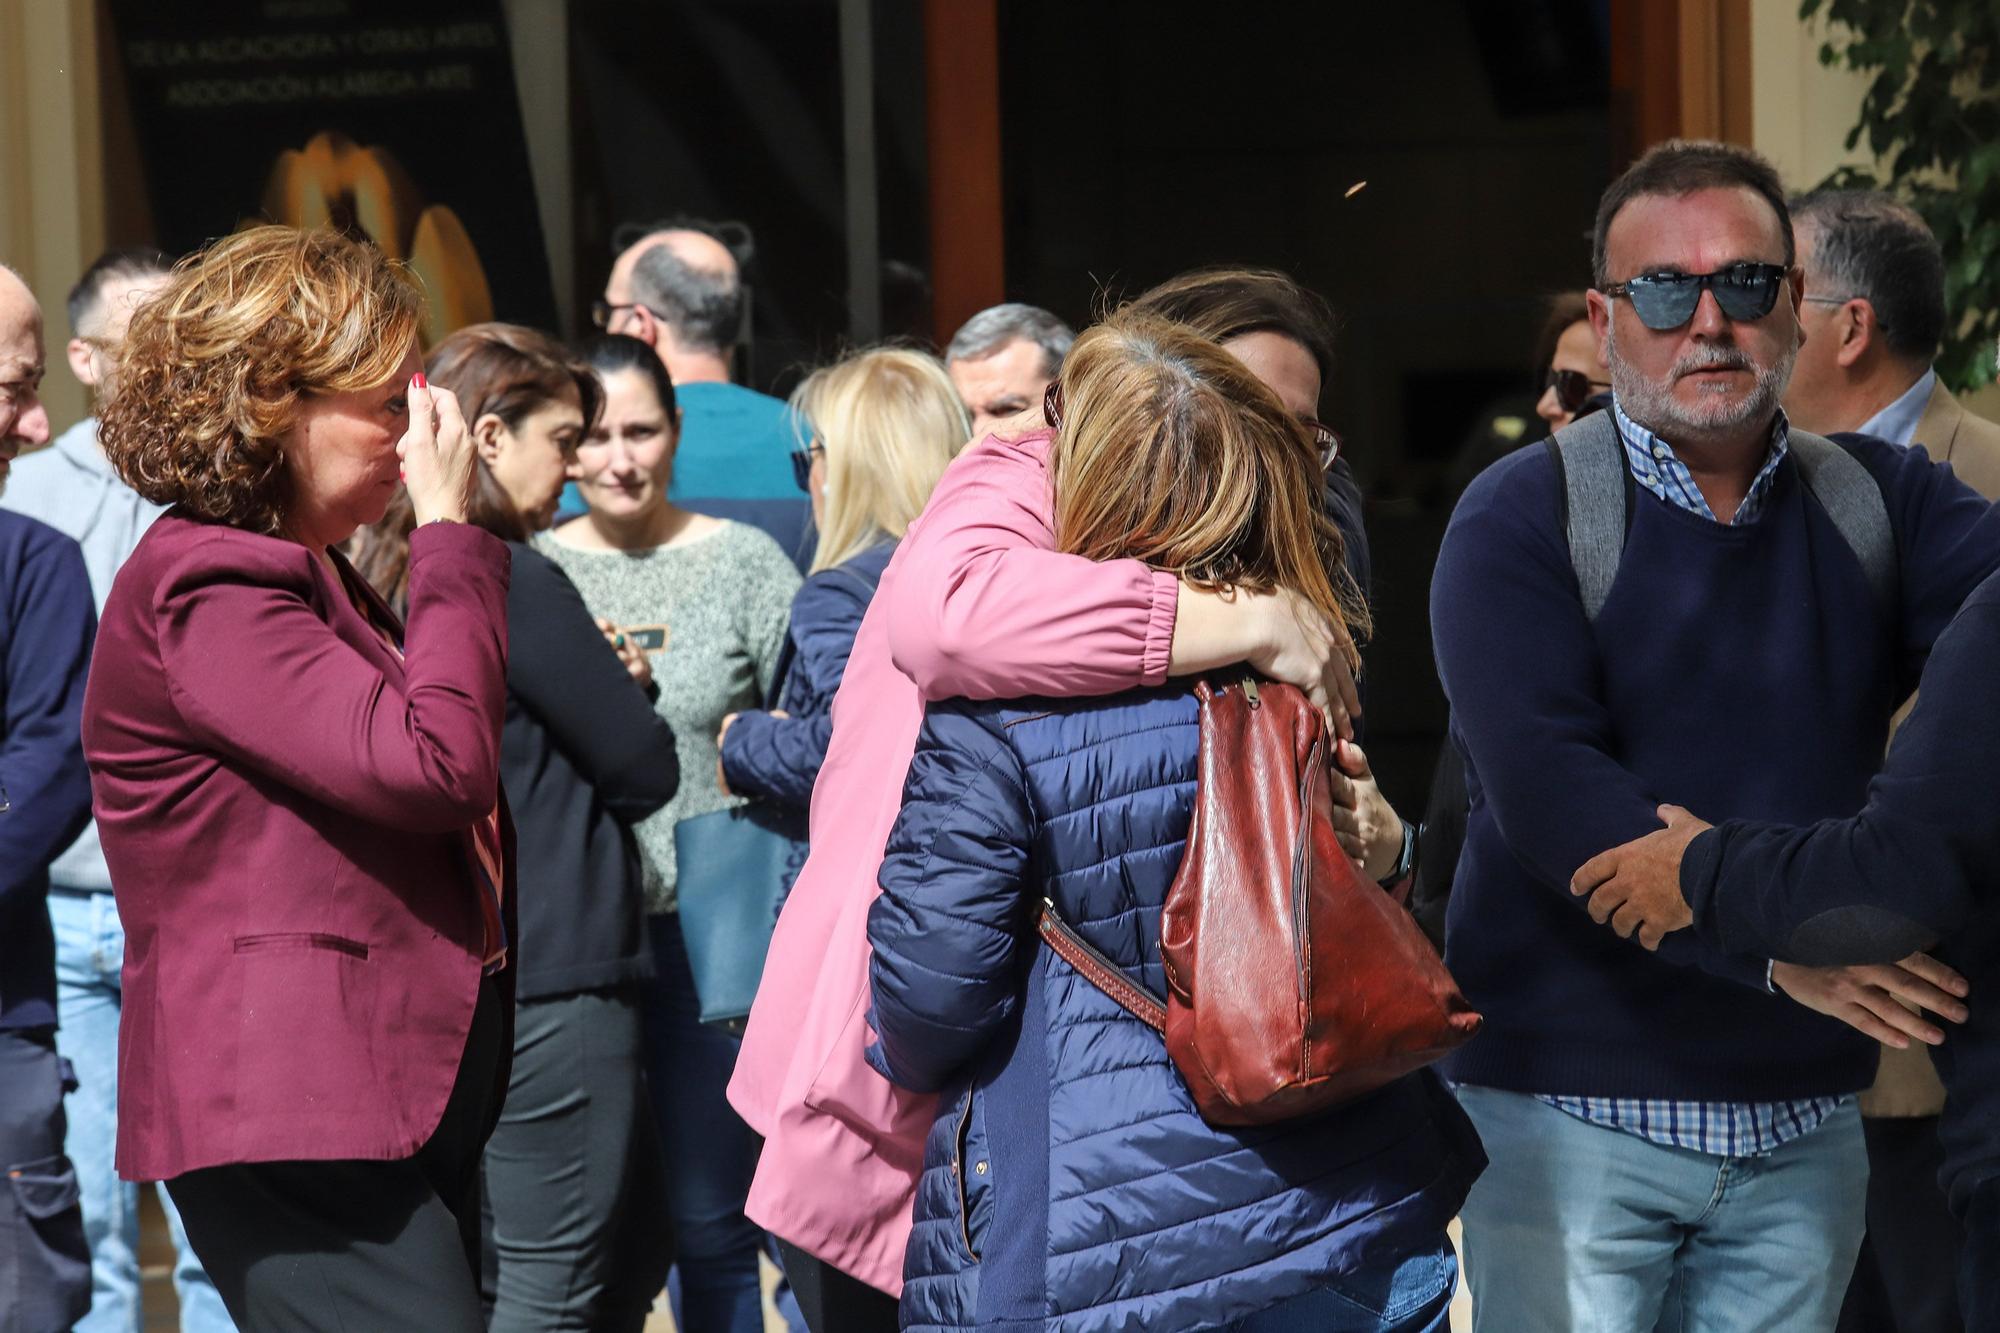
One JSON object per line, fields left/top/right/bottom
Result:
{"left": 1855, "top": 368, "right": 1936, "bottom": 448}
{"left": 1611, "top": 397, "right": 1791, "bottom": 526}
{"left": 53, "top": 416, "right": 116, "bottom": 480}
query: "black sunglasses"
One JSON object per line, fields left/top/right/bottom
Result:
{"left": 790, "top": 442, "right": 825, "bottom": 492}
{"left": 1604, "top": 263, "right": 1789, "bottom": 332}
{"left": 1044, "top": 381, "right": 1342, "bottom": 470}
{"left": 1545, "top": 368, "right": 1610, "bottom": 416}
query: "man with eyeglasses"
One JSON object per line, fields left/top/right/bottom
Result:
{"left": 1768, "top": 186, "right": 1998, "bottom": 1333}
{"left": 1430, "top": 139, "right": 2000, "bottom": 1331}
{"left": 0, "top": 261, "right": 97, "bottom": 1332}
{"left": 574, "top": 221, "right": 810, "bottom": 570}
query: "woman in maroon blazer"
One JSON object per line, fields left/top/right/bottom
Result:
{"left": 82, "top": 226, "right": 511, "bottom": 1332}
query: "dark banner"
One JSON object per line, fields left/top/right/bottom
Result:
{"left": 106, "top": 0, "right": 556, "bottom": 341}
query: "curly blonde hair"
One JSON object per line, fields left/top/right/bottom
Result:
{"left": 99, "top": 226, "right": 423, "bottom": 536}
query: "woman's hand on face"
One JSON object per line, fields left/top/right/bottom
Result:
{"left": 398, "top": 375, "right": 474, "bottom": 527}
{"left": 596, "top": 617, "right": 654, "bottom": 692}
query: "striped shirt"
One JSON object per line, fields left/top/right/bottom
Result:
{"left": 1534, "top": 399, "right": 1848, "bottom": 1157}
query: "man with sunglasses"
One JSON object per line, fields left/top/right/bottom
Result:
{"left": 1431, "top": 139, "right": 2000, "bottom": 1332}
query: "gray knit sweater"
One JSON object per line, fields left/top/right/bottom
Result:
{"left": 536, "top": 520, "right": 800, "bottom": 913}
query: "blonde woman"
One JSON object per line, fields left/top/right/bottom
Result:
{"left": 863, "top": 312, "right": 1483, "bottom": 1331}
{"left": 717, "top": 346, "right": 968, "bottom": 813}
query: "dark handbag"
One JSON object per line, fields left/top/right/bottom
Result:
{"left": 1038, "top": 675, "right": 1482, "bottom": 1125}
{"left": 674, "top": 801, "right": 808, "bottom": 1032}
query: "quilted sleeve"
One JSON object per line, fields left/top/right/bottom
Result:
{"left": 866, "top": 702, "right": 1034, "bottom": 1093}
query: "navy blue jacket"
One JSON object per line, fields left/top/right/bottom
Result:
{"left": 0, "top": 511, "right": 95, "bottom": 1029}
{"left": 1682, "top": 565, "right": 2000, "bottom": 1217}
{"left": 720, "top": 541, "right": 891, "bottom": 811}
{"left": 1432, "top": 433, "right": 2000, "bottom": 1102}
{"left": 867, "top": 685, "right": 1483, "bottom": 1332}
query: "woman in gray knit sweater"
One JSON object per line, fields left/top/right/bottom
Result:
{"left": 537, "top": 335, "right": 797, "bottom": 1333}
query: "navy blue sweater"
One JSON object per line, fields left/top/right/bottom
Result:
{"left": 1682, "top": 565, "right": 2000, "bottom": 1214}
{"left": 1431, "top": 433, "right": 2000, "bottom": 1101}
{"left": 0, "top": 510, "right": 95, "bottom": 1029}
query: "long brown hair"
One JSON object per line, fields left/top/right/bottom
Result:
{"left": 350, "top": 323, "right": 601, "bottom": 612}
{"left": 1050, "top": 311, "right": 1368, "bottom": 670}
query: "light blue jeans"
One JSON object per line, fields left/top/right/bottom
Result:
{"left": 1454, "top": 1084, "right": 1867, "bottom": 1333}
{"left": 50, "top": 889, "right": 234, "bottom": 1333}
{"left": 1226, "top": 1235, "right": 1458, "bottom": 1331}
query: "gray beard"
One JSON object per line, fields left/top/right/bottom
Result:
{"left": 1606, "top": 321, "right": 1797, "bottom": 445}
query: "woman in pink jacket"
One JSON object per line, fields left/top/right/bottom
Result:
{"left": 728, "top": 268, "right": 1413, "bottom": 1327}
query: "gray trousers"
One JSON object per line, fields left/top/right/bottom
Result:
{"left": 481, "top": 987, "right": 669, "bottom": 1333}
{"left": 0, "top": 1027, "right": 90, "bottom": 1333}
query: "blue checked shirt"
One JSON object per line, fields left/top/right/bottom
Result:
{"left": 1534, "top": 399, "right": 1849, "bottom": 1158}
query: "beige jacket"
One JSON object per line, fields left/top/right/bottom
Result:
{"left": 1863, "top": 380, "right": 2000, "bottom": 1118}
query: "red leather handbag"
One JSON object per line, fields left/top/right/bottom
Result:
{"left": 1039, "top": 675, "right": 1482, "bottom": 1126}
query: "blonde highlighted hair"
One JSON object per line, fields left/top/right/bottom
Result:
{"left": 99, "top": 226, "right": 423, "bottom": 536}
{"left": 791, "top": 346, "right": 969, "bottom": 573}
{"left": 1050, "top": 311, "right": 1368, "bottom": 670}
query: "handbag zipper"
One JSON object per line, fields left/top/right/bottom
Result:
{"left": 1291, "top": 736, "right": 1322, "bottom": 1081}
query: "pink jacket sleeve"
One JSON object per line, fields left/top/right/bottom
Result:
{"left": 885, "top": 430, "right": 1179, "bottom": 701}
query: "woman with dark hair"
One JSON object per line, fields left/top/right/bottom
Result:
{"left": 729, "top": 268, "right": 1412, "bottom": 1325}
{"left": 84, "top": 225, "right": 504, "bottom": 1331}
{"left": 355, "top": 323, "right": 680, "bottom": 1332}
{"left": 1531, "top": 292, "right": 1606, "bottom": 433}
{"left": 539, "top": 333, "right": 798, "bottom": 1333}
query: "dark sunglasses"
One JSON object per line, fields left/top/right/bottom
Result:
{"left": 1044, "top": 381, "right": 1342, "bottom": 470}
{"left": 1604, "top": 263, "right": 1790, "bottom": 332}
{"left": 1545, "top": 368, "right": 1610, "bottom": 416}
{"left": 789, "top": 441, "right": 825, "bottom": 492}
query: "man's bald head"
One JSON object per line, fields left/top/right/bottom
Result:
{"left": 602, "top": 227, "right": 745, "bottom": 369}
{"left": 0, "top": 264, "right": 51, "bottom": 485}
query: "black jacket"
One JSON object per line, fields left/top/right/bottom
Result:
{"left": 502, "top": 542, "right": 678, "bottom": 999}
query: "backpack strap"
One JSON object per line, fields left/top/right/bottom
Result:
{"left": 1036, "top": 899, "right": 1166, "bottom": 1032}
{"left": 1788, "top": 429, "right": 1898, "bottom": 617}
{"left": 1544, "top": 410, "right": 1631, "bottom": 621}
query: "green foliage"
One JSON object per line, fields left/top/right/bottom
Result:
{"left": 1799, "top": 0, "right": 1999, "bottom": 390}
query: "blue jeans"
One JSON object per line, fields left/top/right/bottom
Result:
{"left": 1454, "top": 1084, "right": 1867, "bottom": 1333}
{"left": 641, "top": 913, "right": 764, "bottom": 1333}
{"left": 1227, "top": 1236, "right": 1458, "bottom": 1331}
{"left": 50, "top": 889, "right": 234, "bottom": 1333}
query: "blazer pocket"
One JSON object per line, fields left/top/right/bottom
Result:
{"left": 232, "top": 932, "right": 369, "bottom": 960}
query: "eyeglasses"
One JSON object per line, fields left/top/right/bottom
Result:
{"left": 589, "top": 300, "right": 644, "bottom": 331}
{"left": 789, "top": 441, "right": 825, "bottom": 492}
{"left": 1544, "top": 368, "right": 1611, "bottom": 416}
{"left": 1045, "top": 380, "right": 1342, "bottom": 470}
{"left": 1603, "top": 263, "right": 1790, "bottom": 331}
{"left": 0, "top": 367, "right": 44, "bottom": 407}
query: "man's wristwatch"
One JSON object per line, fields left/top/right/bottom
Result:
{"left": 1378, "top": 818, "right": 1420, "bottom": 890}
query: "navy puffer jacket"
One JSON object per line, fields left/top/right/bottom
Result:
{"left": 867, "top": 685, "right": 1485, "bottom": 1332}
{"left": 722, "top": 540, "right": 892, "bottom": 811}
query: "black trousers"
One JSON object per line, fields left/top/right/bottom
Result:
{"left": 1837, "top": 1114, "right": 1965, "bottom": 1333}
{"left": 0, "top": 1026, "right": 90, "bottom": 1333}
{"left": 774, "top": 1236, "right": 899, "bottom": 1333}
{"left": 168, "top": 977, "right": 506, "bottom": 1333}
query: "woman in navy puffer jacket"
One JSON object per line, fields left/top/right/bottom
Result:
{"left": 866, "top": 313, "right": 1486, "bottom": 1332}
{"left": 720, "top": 345, "right": 969, "bottom": 820}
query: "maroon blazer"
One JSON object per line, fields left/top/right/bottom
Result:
{"left": 83, "top": 512, "right": 513, "bottom": 1182}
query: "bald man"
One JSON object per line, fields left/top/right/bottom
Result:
{"left": 584, "top": 226, "right": 809, "bottom": 567}
{"left": 0, "top": 262, "right": 96, "bottom": 1331}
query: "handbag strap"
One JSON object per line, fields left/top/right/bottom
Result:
{"left": 1035, "top": 899, "right": 1166, "bottom": 1032}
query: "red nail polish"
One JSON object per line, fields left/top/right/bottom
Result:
{"left": 412, "top": 372, "right": 427, "bottom": 389}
